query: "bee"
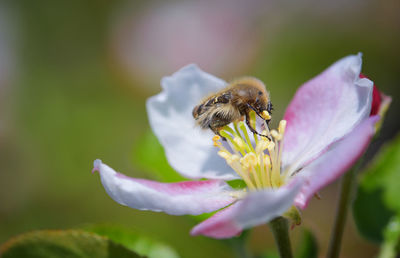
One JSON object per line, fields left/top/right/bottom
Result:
{"left": 192, "top": 77, "right": 273, "bottom": 139}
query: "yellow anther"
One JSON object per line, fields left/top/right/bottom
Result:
{"left": 278, "top": 120, "right": 287, "bottom": 135}
{"left": 228, "top": 154, "right": 241, "bottom": 166}
{"left": 218, "top": 151, "right": 242, "bottom": 166}
{"left": 213, "top": 135, "right": 221, "bottom": 141}
{"left": 240, "top": 153, "right": 258, "bottom": 168}
{"left": 271, "top": 129, "right": 282, "bottom": 141}
{"left": 230, "top": 154, "right": 240, "bottom": 163}
{"left": 212, "top": 135, "right": 221, "bottom": 147}
{"left": 217, "top": 150, "right": 231, "bottom": 160}
{"left": 261, "top": 110, "right": 271, "bottom": 120}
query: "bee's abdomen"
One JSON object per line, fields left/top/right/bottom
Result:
{"left": 205, "top": 92, "right": 231, "bottom": 107}
{"left": 193, "top": 92, "right": 231, "bottom": 119}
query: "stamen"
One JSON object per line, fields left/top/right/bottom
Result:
{"left": 271, "top": 129, "right": 282, "bottom": 141}
{"left": 262, "top": 110, "right": 271, "bottom": 120}
{"left": 233, "top": 136, "right": 250, "bottom": 153}
{"left": 278, "top": 120, "right": 287, "bottom": 135}
{"left": 222, "top": 125, "right": 237, "bottom": 136}
{"left": 267, "top": 141, "right": 275, "bottom": 152}
{"left": 220, "top": 131, "right": 243, "bottom": 155}
{"left": 255, "top": 139, "right": 269, "bottom": 154}
{"left": 212, "top": 135, "right": 221, "bottom": 147}
{"left": 239, "top": 121, "right": 255, "bottom": 153}
{"left": 259, "top": 153, "right": 267, "bottom": 186}
{"left": 217, "top": 150, "right": 231, "bottom": 160}
{"left": 213, "top": 116, "right": 288, "bottom": 190}
{"left": 233, "top": 122, "right": 241, "bottom": 137}
{"left": 239, "top": 153, "right": 261, "bottom": 188}
{"left": 249, "top": 111, "right": 259, "bottom": 144}
{"left": 263, "top": 155, "right": 272, "bottom": 187}
{"left": 240, "top": 152, "right": 258, "bottom": 168}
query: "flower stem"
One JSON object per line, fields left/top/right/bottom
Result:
{"left": 269, "top": 217, "right": 293, "bottom": 258}
{"left": 327, "top": 160, "right": 361, "bottom": 258}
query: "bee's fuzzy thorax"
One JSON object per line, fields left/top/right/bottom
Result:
{"left": 192, "top": 76, "right": 271, "bottom": 137}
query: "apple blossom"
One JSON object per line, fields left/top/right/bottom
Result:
{"left": 93, "top": 53, "right": 387, "bottom": 239}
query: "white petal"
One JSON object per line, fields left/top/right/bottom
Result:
{"left": 234, "top": 179, "right": 302, "bottom": 229}
{"left": 93, "top": 160, "right": 237, "bottom": 215}
{"left": 282, "top": 54, "right": 373, "bottom": 174}
{"left": 147, "top": 64, "right": 239, "bottom": 180}
{"left": 191, "top": 179, "right": 302, "bottom": 238}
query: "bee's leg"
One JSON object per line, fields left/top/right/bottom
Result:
{"left": 245, "top": 113, "right": 271, "bottom": 141}
{"left": 246, "top": 103, "right": 263, "bottom": 118}
{"left": 246, "top": 103, "right": 271, "bottom": 130}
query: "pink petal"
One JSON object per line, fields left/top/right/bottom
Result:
{"left": 191, "top": 180, "right": 302, "bottom": 238}
{"left": 191, "top": 203, "right": 243, "bottom": 238}
{"left": 294, "top": 116, "right": 379, "bottom": 209}
{"left": 93, "top": 159, "right": 237, "bottom": 215}
{"left": 282, "top": 54, "right": 373, "bottom": 174}
{"left": 360, "top": 74, "right": 392, "bottom": 117}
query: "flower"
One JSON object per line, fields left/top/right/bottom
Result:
{"left": 93, "top": 53, "right": 389, "bottom": 239}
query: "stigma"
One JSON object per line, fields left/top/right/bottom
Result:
{"left": 213, "top": 114, "right": 287, "bottom": 190}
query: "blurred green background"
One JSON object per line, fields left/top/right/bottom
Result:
{"left": 0, "top": 0, "right": 399, "bottom": 257}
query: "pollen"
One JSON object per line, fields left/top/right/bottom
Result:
{"left": 212, "top": 111, "right": 287, "bottom": 190}
{"left": 261, "top": 110, "right": 271, "bottom": 120}
{"left": 212, "top": 135, "right": 221, "bottom": 147}
{"left": 240, "top": 153, "right": 258, "bottom": 169}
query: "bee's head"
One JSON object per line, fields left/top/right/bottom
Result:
{"left": 254, "top": 91, "right": 272, "bottom": 123}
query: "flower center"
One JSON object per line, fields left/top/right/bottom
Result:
{"left": 213, "top": 111, "right": 287, "bottom": 190}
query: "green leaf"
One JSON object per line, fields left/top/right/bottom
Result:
{"left": 353, "top": 133, "right": 400, "bottom": 242}
{"left": 295, "top": 229, "right": 318, "bottom": 258}
{"left": 362, "top": 133, "right": 400, "bottom": 211}
{"left": 227, "top": 179, "right": 246, "bottom": 189}
{"left": 378, "top": 215, "right": 400, "bottom": 258}
{"left": 132, "top": 131, "right": 186, "bottom": 182}
{"left": 83, "top": 224, "right": 180, "bottom": 258}
{"left": 0, "top": 230, "right": 143, "bottom": 258}
{"left": 353, "top": 187, "right": 394, "bottom": 242}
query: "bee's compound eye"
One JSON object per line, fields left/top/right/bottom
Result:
{"left": 258, "top": 91, "right": 263, "bottom": 95}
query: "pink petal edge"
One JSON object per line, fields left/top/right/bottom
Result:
{"left": 282, "top": 54, "right": 373, "bottom": 174}
{"left": 294, "top": 115, "right": 379, "bottom": 209}
{"left": 93, "top": 159, "right": 237, "bottom": 215}
{"left": 190, "top": 202, "right": 243, "bottom": 238}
